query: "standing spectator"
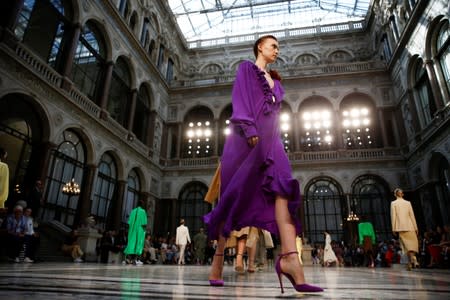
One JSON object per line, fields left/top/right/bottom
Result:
{"left": 124, "top": 200, "right": 147, "bottom": 265}
{"left": 23, "top": 207, "right": 39, "bottom": 262}
{"left": 6, "top": 205, "right": 26, "bottom": 262}
{"left": 391, "top": 188, "right": 419, "bottom": 271}
{"left": 358, "top": 220, "right": 376, "bottom": 267}
{"left": 176, "top": 219, "right": 191, "bottom": 265}
{"left": 0, "top": 147, "right": 9, "bottom": 210}
{"left": 323, "top": 231, "right": 337, "bottom": 267}
{"left": 27, "top": 180, "right": 43, "bottom": 218}
{"left": 193, "top": 227, "right": 207, "bottom": 264}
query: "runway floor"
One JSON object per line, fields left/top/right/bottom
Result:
{"left": 0, "top": 262, "right": 449, "bottom": 299}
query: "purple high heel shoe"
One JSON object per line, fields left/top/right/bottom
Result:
{"left": 209, "top": 253, "right": 224, "bottom": 286}
{"left": 275, "top": 251, "right": 323, "bottom": 293}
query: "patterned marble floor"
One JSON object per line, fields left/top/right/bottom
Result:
{"left": 0, "top": 262, "right": 449, "bottom": 299}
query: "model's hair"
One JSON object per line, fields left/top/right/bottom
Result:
{"left": 253, "top": 35, "right": 282, "bottom": 81}
{"left": 394, "top": 188, "right": 403, "bottom": 196}
{"left": 0, "top": 147, "right": 6, "bottom": 159}
{"left": 253, "top": 35, "right": 278, "bottom": 58}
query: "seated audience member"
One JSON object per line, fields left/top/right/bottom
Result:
{"left": 62, "top": 230, "right": 84, "bottom": 263}
{"left": 23, "top": 207, "right": 39, "bottom": 262}
{"left": 143, "top": 233, "right": 157, "bottom": 264}
{"left": 6, "top": 205, "right": 26, "bottom": 262}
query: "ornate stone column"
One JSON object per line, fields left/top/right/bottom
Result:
{"left": 177, "top": 123, "right": 182, "bottom": 159}
{"left": 126, "top": 89, "right": 138, "bottom": 134}
{"left": 292, "top": 112, "right": 300, "bottom": 152}
{"left": 60, "top": 23, "right": 82, "bottom": 90}
{"left": 214, "top": 119, "right": 219, "bottom": 156}
{"left": 334, "top": 110, "right": 344, "bottom": 149}
{"left": 377, "top": 108, "right": 389, "bottom": 147}
{"left": 406, "top": 89, "right": 421, "bottom": 133}
{"left": 99, "top": 61, "right": 114, "bottom": 119}
{"left": 110, "top": 179, "right": 127, "bottom": 231}
{"left": 424, "top": 59, "right": 444, "bottom": 111}
{"left": 75, "top": 163, "right": 97, "bottom": 227}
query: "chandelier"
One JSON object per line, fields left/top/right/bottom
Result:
{"left": 62, "top": 178, "right": 81, "bottom": 196}
{"left": 346, "top": 211, "right": 360, "bottom": 221}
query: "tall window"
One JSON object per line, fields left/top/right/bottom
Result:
{"left": 92, "top": 153, "right": 117, "bottom": 229}
{"left": 15, "top": 0, "right": 73, "bottom": 71}
{"left": 280, "top": 103, "right": 292, "bottom": 153}
{"left": 178, "top": 182, "right": 211, "bottom": 235}
{"left": 436, "top": 20, "right": 450, "bottom": 102}
{"left": 351, "top": 175, "right": 391, "bottom": 242}
{"left": 299, "top": 97, "right": 335, "bottom": 151}
{"left": 183, "top": 107, "right": 214, "bottom": 158}
{"left": 71, "top": 21, "right": 106, "bottom": 104}
{"left": 157, "top": 44, "right": 165, "bottom": 70}
{"left": 123, "top": 169, "right": 141, "bottom": 225}
{"left": 218, "top": 105, "right": 232, "bottom": 156}
{"left": 166, "top": 58, "right": 174, "bottom": 83}
{"left": 340, "top": 95, "right": 377, "bottom": 149}
{"left": 413, "top": 58, "right": 436, "bottom": 127}
{"left": 43, "top": 129, "right": 86, "bottom": 227}
{"left": 381, "top": 34, "right": 392, "bottom": 63}
{"left": 133, "top": 85, "right": 151, "bottom": 144}
{"left": 140, "top": 17, "right": 150, "bottom": 45}
{"left": 108, "top": 57, "right": 132, "bottom": 127}
{"left": 304, "top": 177, "right": 344, "bottom": 244}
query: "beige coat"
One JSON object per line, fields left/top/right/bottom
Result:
{"left": 390, "top": 197, "right": 418, "bottom": 232}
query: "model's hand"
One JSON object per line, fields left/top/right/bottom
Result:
{"left": 247, "top": 136, "right": 259, "bottom": 147}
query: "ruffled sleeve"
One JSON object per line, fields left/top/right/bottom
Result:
{"left": 230, "top": 61, "right": 259, "bottom": 138}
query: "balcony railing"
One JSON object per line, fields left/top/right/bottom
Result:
{"left": 162, "top": 148, "right": 403, "bottom": 169}
{"left": 187, "top": 20, "right": 365, "bottom": 49}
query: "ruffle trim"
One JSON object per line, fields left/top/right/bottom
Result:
{"left": 249, "top": 62, "right": 281, "bottom": 115}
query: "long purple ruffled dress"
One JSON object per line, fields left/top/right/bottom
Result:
{"left": 204, "top": 60, "right": 301, "bottom": 240}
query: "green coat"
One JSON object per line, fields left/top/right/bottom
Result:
{"left": 358, "top": 222, "right": 376, "bottom": 245}
{"left": 124, "top": 207, "right": 147, "bottom": 255}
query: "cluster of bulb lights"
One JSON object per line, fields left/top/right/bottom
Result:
{"left": 302, "top": 110, "right": 333, "bottom": 147}
{"left": 186, "top": 121, "right": 212, "bottom": 155}
{"left": 342, "top": 108, "right": 372, "bottom": 146}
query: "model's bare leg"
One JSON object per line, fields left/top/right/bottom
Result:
{"left": 235, "top": 237, "right": 246, "bottom": 272}
{"left": 208, "top": 233, "right": 226, "bottom": 281}
{"left": 247, "top": 242, "right": 257, "bottom": 272}
{"left": 275, "top": 195, "right": 306, "bottom": 284}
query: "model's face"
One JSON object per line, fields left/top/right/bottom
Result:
{"left": 258, "top": 38, "right": 279, "bottom": 63}
{"left": 396, "top": 191, "right": 404, "bottom": 198}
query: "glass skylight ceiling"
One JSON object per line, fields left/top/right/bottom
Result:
{"left": 168, "top": 0, "right": 372, "bottom": 42}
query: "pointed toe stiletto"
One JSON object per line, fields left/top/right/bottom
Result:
{"left": 209, "top": 253, "right": 225, "bottom": 286}
{"left": 209, "top": 279, "right": 224, "bottom": 286}
{"left": 275, "top": 251, "right": 323, "bottom": 294}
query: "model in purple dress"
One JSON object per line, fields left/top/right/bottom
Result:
{"left": 205, "top": 35, "right": 323, "bottom": 293}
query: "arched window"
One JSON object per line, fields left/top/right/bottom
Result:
{"left": 166, "top": 58, "right": 174, "bottom": 83}
{"left": 351, "top": 175, "right": 391, "bottom": 241}
{"left": 299, "top": 96, "right": 335, "bottom": 151}
{"left": 92, "top": 153, "right": 117, "bottom": 229}
{"left": 129, "top": 11, "right": 138, "bottom": 31}
{"left": 428, "top": 153, "right": 450, "bottom": 227}
{"left": 304, "top": 177, "right": 344, "bottom": 244}
{"left": 71, "top": 21, "right": 106, "bottom": 104}
{"left": 183, "top": 107, "right": 214, "bottom": 158}
{"left": 108, "top": 57, "right": 132, "bottom": 127}
{"left": 133, "top": 85, "right": 151, "bottom": 144}
{"left": 436, "top": 20, "right": 450, "bottom": 102}
{"left": 118, "top": 0, "right": 129, "bottom": 18}
{"left": 140, "top": 17, "right": 150, "bottom": 45}
{"left": 413, "top": 58, "right": 436, "bottom": 127}
{"left": 280, "top": 103, "right": 293, "bottom": 153}
{"left": 43, "top": 129, "right": 86, "bottom": 227}
{"left": 123, "top": 169, "right": 141, "bottom": 225}
{"left": 218, "top": 105, "right": 232, "bottom": 156}
{"left": 178, "top": 182, "right": 211, "bottom": 235}
{"left": 15, "top": 0, "right": 73, "bottom": 71}
{"left": 340, "top": 94, "right": 378, "bottom": 149}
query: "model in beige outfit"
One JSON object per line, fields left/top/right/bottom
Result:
{"left": 390, "top": 188, "right": 419, "bottom": 270}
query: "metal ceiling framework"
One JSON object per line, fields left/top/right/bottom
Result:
{"left": 168, "top": 0, "right": 371, "bottom": 41}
